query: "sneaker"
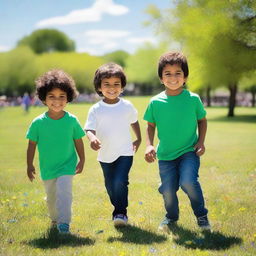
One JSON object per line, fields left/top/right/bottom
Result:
{"left": 197, "top": 215, "right": 211, "bottom": 230}
{"left": 113, "top": 214, "right": 128, "bottom": 227}
{"left": 57, "top": 223, "right": 70, "bottom": 234}
{"left": 158, "top": 217, "right": 177, "bottom": 233}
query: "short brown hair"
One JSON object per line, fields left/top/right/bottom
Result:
{"left": 158, "top": 52, "right": 189, "bottom": 79}
{"left": 93, "top": 63, "right": 126, "bottom": 96}
{"left": 36, "top": 69, "right": 78, "bottom": 102}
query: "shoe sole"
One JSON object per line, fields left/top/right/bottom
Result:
{"left": 114, "top": 219, "right": 127, "bottom": 227}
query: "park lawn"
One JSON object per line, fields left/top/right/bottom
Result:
{"left": 0, "top": 96, "right": 256, "bottom": 256}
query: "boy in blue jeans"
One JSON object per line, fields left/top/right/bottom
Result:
{"left": 144, "top": 51, "right": 211, "bottom": 231}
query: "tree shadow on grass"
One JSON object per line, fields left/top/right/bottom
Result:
{"left": 167, "top": 224, "right": 242, "bottom": 250}
{"left": 25, "top": 227, "right": 95, "bottom": 249}
{"left": 208, "top": 115, "right": 256, "bottom": 123}
{"left": 107, "top": 224, "right": 167, "bottom": 244}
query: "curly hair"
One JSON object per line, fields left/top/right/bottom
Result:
{"left": 93, "top": 63, "right": 126, "bottom": 96}
{"left": 158, "top": 52, "right": 189, "bottom": 79}
{"left": 35, "top": 69, "right": 78, "bottom": 102}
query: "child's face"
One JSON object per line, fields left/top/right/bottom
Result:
{"left": 99, "top": 76, "right": 123, "bottom": 104}
{"left": 161, "top": 64, "right": 187, "bottom": 95}
{"left": 44, "top": 88, "right": 67, "bottom": 113}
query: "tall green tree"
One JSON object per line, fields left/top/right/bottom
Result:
{"left": 17, "top": 29, "right": 75, "bottom": 54}
{"left": 146, "top": 0, "right": 256, "bottom": 116}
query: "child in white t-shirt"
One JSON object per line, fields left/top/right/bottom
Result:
{"left": 84, "top": 63, "right": 141, "bottom": 226}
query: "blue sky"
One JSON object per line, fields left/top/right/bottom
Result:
{"left": 0, "top": 0, "right": 171, "bottom": 55}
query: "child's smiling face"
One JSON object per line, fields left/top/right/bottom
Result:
{"left": 161, "top": 64, "right": 187, "bottom": 95}
{"left": 44, "top": 88, "right": 67, "bottom": 114}
{"left": 99, "top": 76, "right": 123, "bottom": 104}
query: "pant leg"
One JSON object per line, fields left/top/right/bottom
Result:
{"left": 43, "top": 178, "right": 58, "bottom": 222}
{"left": 158, "top": 160, "right": 180, "bottom": 221}
{"left": 56, "top": 175, "right": 73, "bottom": 224}
{"left": 178, "top": 151, "right": 208, "bottom": 217}
{"left": 100, "top": 156, "right": 133, "bottom": 217}
{"left": 100, "top": 161, "right": 116, "bottom": 212}
{"left": 111, "top": 156, "right": 133, "bottom": 216}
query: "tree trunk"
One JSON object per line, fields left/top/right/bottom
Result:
{"left": 228, "top": 84, "right": 237, "bottom": 117}
{"left": 206, "top": 86, "right": 211, "bottom": 107}
{"left": 251, "top": 91, "right": 255, "bottom": 107}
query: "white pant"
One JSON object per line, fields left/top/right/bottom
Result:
{"left": 43, "top": 175, "right": 73, "bottom": 224}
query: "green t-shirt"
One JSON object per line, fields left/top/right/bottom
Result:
{"left": 26, "top": 111, "right": 85, "bottom": 180}
{"left": 143, "top": 90, "right": 206, "bottom": 160}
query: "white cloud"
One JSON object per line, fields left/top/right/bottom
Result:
{"left": 0, "top": 45, "right": 10, "bottom": 52}
{"left": 36, "top": 0, "right": 129, "bottom": 27}
{"left": 84, "top": 29, "right": 131, "bottom": 44}
{"left": 127, "top": 37, "right": 156, "bottom": 44}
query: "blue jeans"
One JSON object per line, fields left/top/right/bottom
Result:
{"left": 158, "top": 151, "right": 208, "bottom": 221}
{"left": 100, "top": 156, "right": 133, "bottom": 217}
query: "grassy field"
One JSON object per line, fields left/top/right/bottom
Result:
{"left": 0, "top": 96, "right": 256, "bottom": 256}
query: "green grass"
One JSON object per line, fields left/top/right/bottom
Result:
{"left": 0, "top": 97, "right": 256, "bottom": 256}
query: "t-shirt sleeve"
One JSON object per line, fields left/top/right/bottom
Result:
{"left": 129, "top": 103, "right": 138, "bottom": 124}
{"left": 73, "top": 117, "right": 86, "bottom": 140}
{"left": 26, "top": 120, "right": 38, "bottom": 142}
{"left": 196, "top": 96, "right": 206, "bottom": 120}
{"left": 84, "top": 106, "right": 96, "bottom": 130}
{"left": 143, "top": 101, "right": 155, "bottom": 123}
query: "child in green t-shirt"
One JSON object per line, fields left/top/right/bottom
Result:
{"left": 26, "top": 69, "right": 85, "bottom": 234}
{"left": 144, "top": 51, "right": 211, "bottom": 232}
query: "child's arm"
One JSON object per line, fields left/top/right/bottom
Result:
{"left": 131, "top": 121, "right": 142, "bottom": 153}
{"left": 145, "top": 122, "right": 156, "bottom": 163}
{"left": 86, "top": 130, "right": 101, "bottom": 151}
{"left": 27, "top": 140, "right": 37, "bottom": 182}
{"left": 74, "top": 138, "right": 85, "bottom": 174}
{"left": 194, "top": 117, "right": 207, "bottom": 156}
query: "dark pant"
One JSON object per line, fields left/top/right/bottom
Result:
{"left": 158, "top": 151, "right": 208, "bottom": 221}
{"left": 100, "top": 156, "right": 133, "bottom": 217}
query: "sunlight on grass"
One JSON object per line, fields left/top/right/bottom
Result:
{"left": 0, "top": 98, "right": 256, "bottom": 255}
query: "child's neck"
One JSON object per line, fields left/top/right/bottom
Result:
{"left": 103, "top": 97, "right": 120, "bottom": 104}
{"left": 47, "top": 110, "right": 65, "bottom": 120}
{"left": 165, "top": 88, "right": 183, "bottom": 96}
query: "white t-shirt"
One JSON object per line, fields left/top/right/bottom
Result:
{"left": 84, "top": 98, "right": 138, "bottom": 163}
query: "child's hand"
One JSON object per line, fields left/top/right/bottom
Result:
{"left": 75, "top": 160, "right": 84, "bottom": 174}
{"left": 133, "top": 139, "right": 141, "bottom": 153}
{"left": 194, "top": 142, "right": 205, "bottom": 156}
{"left": 90, "top": 138, "right": 101, "bottom": 151}
{"left": 27, "top": 165, "right": 36, "bottom": 182}
{"left": 145, "top": 145, "right": 156, "bottom": 163}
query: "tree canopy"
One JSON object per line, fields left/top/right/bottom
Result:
{"left": 17, "top": 29, "right": 75, "bottom": 54}
{"left": 146, "top": 0, "right": 256, "bottom": 116}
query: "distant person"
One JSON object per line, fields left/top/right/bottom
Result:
{"left": 84, "top": 63, "right": 141, "bottom": 226}
{"left": 144, "top": 52, "right": 211, "bottom": 232}
{"left": 22, "top": 92, "right": 31, "bottom": 112}
{"left": 26, "top": 69, "right": 85, "bottom": 234}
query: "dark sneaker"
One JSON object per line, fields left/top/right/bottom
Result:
{"left": 158, "top": 217, "right": 177, "bottom": 233}
{"left": 113, "top": 214, "right": 128, "bottom": 227}
{"left": 197, "top": 215, "right": 211, "bottom": 231}
{"left": 57, "top": 223, "right": 70, "bottom": 234}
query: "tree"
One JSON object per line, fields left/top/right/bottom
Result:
{"left": 17, "top": 29, "right": 75, "bottom": 54}
{"left": 0, "top": 47, "right": 37, "bottom": 96}
{"left": 146, "top": 0, "right": 256, "bottom": 116}
{"left": 125, "top": 43, "right": 167, "bottom": 95}
{"left": 103, "top": 50, "right": 129, "bottom": 67}
{"left": 36, "top": 52, "right": 104, "bottom": 93}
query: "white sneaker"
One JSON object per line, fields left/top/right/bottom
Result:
{"left": 113, "top": 214, "right": 128, "bottom": 227}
